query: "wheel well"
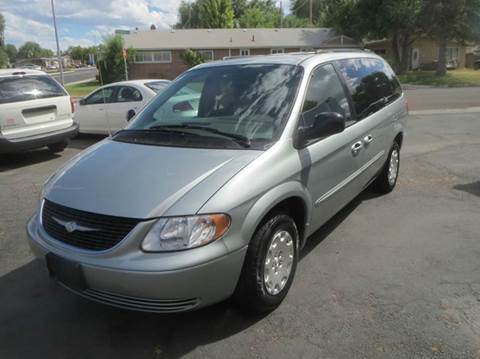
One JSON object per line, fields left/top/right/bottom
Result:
{"left": 394, "top": 132, "right": 404, "bottom": 149}
{"left": 262, "top": 197, "right": 307, "bottom": 243}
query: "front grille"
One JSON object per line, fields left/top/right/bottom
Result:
{"left": 81, "top": 289, "right": 200, "bottom": 313}
{"left": 41, "top": 199, "right": 141, "bottom": 251}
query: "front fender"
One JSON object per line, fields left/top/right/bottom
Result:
{"left": 240, "top": 181, "right": 312, "bottom": 250}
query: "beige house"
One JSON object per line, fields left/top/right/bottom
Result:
{"left": 122, "top": 28, "right": 361, "bottom": 80}
{"left": 366, "top": 38, "right": 467, "bottom": 70}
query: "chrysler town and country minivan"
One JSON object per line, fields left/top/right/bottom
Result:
{"left": 0, "top": 69, "right": 78, "bottom": 153}
{"left": 27, "top": 51, "right": 407, "bottom": 313}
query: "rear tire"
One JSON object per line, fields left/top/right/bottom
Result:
{"left": 233, "top": 213, "right": 299, "bottom": 314}
{"left": 373, "top": 141, "right": 400, "bottom": 193}
{"left": 47, "top": 140, "right": 68, "bottom": 153}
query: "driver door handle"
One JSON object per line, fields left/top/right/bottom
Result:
{"left": 351, "top": 141, "right": 363, "bottom": 155}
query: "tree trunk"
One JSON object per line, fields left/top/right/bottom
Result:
{"left": 398, "top": 34, "right": 412, "bottom": 75}
{"left": 391, "top": 33, "right": 403, "bottom": 74}
{"left": 436, "top": 35, "right": 448, "bottom": 77}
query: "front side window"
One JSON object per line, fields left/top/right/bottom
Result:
{"left": 84, "top": 87, "right": 115, "bottom": 105}
{"left": 336, "top": 58, "right": 402, "bottom": 119}
{"left": 300, "top": 64, "right": 353, "bottom": 131}
{"left": 0, "top": 75, "right": 66, "bottom": 104}
{"left": 115, "top": 86, "right": 143, "bottom": 102}
{"left": 114, "top": 64, "right": 303, "bottom": 150}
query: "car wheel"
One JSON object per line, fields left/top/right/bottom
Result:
{"left": 374, "top": 141, "right": 400, "bottom": 193}
{"left": 233, "top": 213, "right": 299, "bottom": 313}
{"left": 47, "top": 140, "right": 68, "bottom": 153}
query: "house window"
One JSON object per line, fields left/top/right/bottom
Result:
{"left": 300, "top": 48, "right": 314, "bottom": 52}
{"left": 446, "top": 47, "right": 459, "bottom": 60}
{"left": 239, "top": 49, "right": 250, "bottom": 56}
{"left": 134, "top": 51, "right": 172, "bottom": 63}
{"left": 197, "top": 50, "right": 214, "bottom": 62}
{"left": 271, "top": 48, "right": 285, "bottom": 54}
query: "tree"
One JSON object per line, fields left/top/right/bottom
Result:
{"left": 176, "top": 1, "right": 201, "bottom": 28}
{"left": 180, "top": 49, "right": 205, "bottom": 68}
{"left": 97, "top": 35, "right": 135, "bottom": 84}
{"left": 282, "top": 14, "right": 311, "bottom": 28}
{"left": 17, "top": 41, "right": 53, "bottom": 59}
{"left": 199, "top": 0, "right": 235, "bottom": 28}
{"left": 0, "top": 13, "right": 5, "bottom": 47}
{"left": 422, "top": 0, "right": 480, "bottom": 76}
{"left": 0, "top": 47, "right": 8, "bottom": 68}
{"left": 4, "top": 44, "right": 16, "bottom": 63}
{"left": 239, "top": 0, "right": 281, "bottom": 27}
{"left": 291, "top": 0, "right": 322, "bottom": 25}
{"left": 319, "top": 0, "right": 423, "bottom": 75}
{"left": 232, "top": 0, "right": 248, "bottom": 19}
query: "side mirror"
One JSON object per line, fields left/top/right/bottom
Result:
{"left": 297, "top": 112, "right": 345, "bottom": 147}
{"left": 79, "top": 98, "right": 86, "bottom": 106}
{"left": 126, "top": 109, "right": 136, "bottom": 121}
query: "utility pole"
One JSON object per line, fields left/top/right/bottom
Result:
{"left": 279, "top": 1, "right": 283, "bottom": 28}
{"left": 309, "top": 0, "right": 313, "bottom": 25}
{"left": 50, "top": 0, "right": 64, "bottom": 85}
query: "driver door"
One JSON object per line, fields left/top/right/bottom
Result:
{"left": 298, "top": 64, "right": 365, "bottom": 232}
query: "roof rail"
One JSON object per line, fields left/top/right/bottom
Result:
{"left": 315, "top": 48, "right": 369, "bottom": 54}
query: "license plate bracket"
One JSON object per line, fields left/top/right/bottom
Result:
{"left": 46, "top": 253, "right": 87, "bottom": 291}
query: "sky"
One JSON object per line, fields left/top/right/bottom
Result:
{"left": 0, "top": 0, "right": 292, "bottom": 51}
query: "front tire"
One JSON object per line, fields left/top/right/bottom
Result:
{"left": 233, "top": 213, "right": 299, "bottom": 313}
{"left": 374, "top": 141, "right": 400, "bottom": 193}
{"left": 47, "top": 140, "right": 68, "bottom": 153}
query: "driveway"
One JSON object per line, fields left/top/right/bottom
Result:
{"left": 1, "top": 97, "right": 480, "bottom": 358}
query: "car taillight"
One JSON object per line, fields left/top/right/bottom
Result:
{"left": 70, "top": 97, "right": 76, "bottom": 114}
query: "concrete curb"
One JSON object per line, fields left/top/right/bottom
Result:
{"left": 410, "top": 107, "right": 480, "bottom": 115}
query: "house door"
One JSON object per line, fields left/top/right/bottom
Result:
{"left": 411, "top": 48, "right": 420, "bottom": 70}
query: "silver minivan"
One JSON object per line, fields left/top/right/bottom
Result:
{"left": 27, "top": 51, "right": 407, "bottom": 313}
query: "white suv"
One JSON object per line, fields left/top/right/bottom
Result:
{"left": 0, "top": 69, "right": 78, "bottom": 153}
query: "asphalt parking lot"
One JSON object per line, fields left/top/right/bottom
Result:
{"left": 1, "top": 105, "right": 480, "bottom": 358}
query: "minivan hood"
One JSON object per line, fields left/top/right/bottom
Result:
{"left": 44, "top": 139, "right": 262, "bottom": 218}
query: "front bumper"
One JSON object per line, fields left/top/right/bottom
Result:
{"left": 0, "top": 123, "right": 78, "bottom": 153}
{"left": 26, "top": 214, "right": 247, "bottom": 313}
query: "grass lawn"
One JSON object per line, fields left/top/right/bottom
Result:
{"left": 398, "top": 69, "right": 480, "bottom": 87}
{"left": 65, "top": 81, "right": 99, "bottom": 97}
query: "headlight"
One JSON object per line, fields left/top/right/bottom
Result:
{"left": 141, "top": 214, "right": 230, "bottom": 252}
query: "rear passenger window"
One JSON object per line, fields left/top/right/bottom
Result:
{"left": 336, "top": 58, "right": 402, "bottom": 120}
{"left": 301, "top": 64, "right": 353, "bottom": 128}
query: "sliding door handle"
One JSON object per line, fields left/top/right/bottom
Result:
{"left": 363, "top": 134, "right": 373, "bottom": 145}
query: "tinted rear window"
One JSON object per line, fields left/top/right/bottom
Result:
{"left": 0, "top": 75, "right": 67, "bottom": 104}
{"left": 336, "top": 58, "right": 402, "bottom": 119}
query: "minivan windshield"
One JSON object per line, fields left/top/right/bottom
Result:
{"left": 113, "top": 64, "right": 303, "bottom": 150}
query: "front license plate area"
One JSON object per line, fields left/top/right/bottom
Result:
{"left": 46, "top": 253, "right": 86, "bottom": 291}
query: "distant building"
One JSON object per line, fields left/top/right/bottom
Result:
{"left": 122, "top": 28, "right": 361, "bottom": 79}
{"left": 365, "top": 38, "right": 469, "bottom": 70}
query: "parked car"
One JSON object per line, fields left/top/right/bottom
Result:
{"left": 19, "top": 63, "right": 42, "bottom": 71}
{"left": 27, "top": 51, "right": 407, "bottom": 313}
{"left": 74, "top": 79, "right": 171, "bottom": 134}
{"left": 0, "top": 69, "right": 78, "bottom": 153}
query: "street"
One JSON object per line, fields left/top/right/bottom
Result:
{"left": 1, "top": 90, "right": 480, "bottom": 358}
{"left": 51, "top": 67, "right": 97, "bottom": 85}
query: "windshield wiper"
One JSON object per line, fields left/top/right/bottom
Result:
{"left": 149, "top": 124, "right": 251, "bottom": 148}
